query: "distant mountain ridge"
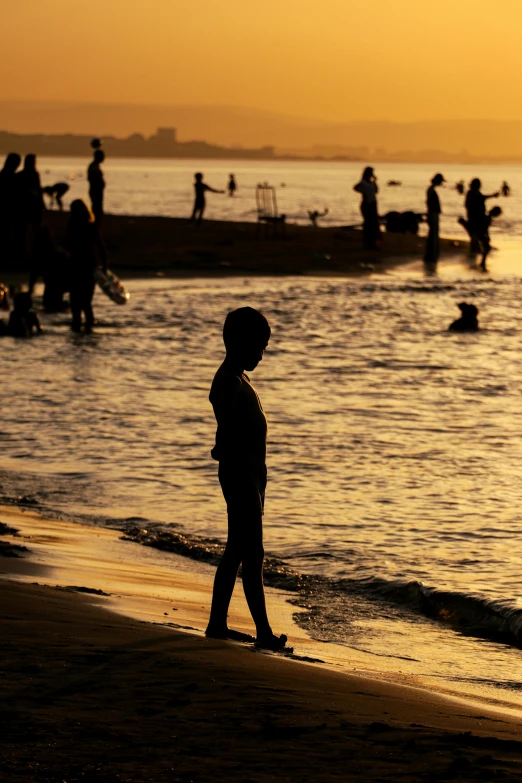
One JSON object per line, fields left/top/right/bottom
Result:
{"left": 0, "top": 101, "right": 521, "bottom": 161}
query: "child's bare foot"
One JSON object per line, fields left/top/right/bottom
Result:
{"left": 205, "top": 626, "right": 255, "bottom": 643}
{"left": 255, "top": 633, "right": 292, "bottom": 652}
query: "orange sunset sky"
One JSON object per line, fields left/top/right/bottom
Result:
{"left": 2, "top": 0, "right": 522, "bottom": 123}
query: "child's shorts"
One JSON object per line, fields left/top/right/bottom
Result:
{"left": 218, "top": 462, "right": 267, "bottom": 519}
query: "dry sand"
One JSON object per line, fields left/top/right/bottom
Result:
{"left": 2, "top": 211, "right": 467, "bottom": 281}
{"left": 2, "top": 504, "right": 522, "bottom": 782}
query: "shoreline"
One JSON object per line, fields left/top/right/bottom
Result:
{"left": 2, "top": 503, "right": 522, "bottom": 781}
{"left": 0, "top": 211, "right": 468, "bottom": 282}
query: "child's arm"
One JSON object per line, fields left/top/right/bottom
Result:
{"left": 205, "top": 184, "right": 225, "bottom": 194}
{"left": 212, "top": 374, "right": 242, "bottom": 460}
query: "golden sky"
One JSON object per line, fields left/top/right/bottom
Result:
{"left": 2, "top": 0, "right": 522, "bottom": 122}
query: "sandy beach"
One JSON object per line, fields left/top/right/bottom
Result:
{"left": 2, "top": 504, "right": 522, "bottom": 783}
{"left": 1, "top": 210, "right": 467, "bottom": 282}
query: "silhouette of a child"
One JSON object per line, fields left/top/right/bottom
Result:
{"left": 206, "top": 307, "right": 289, "bottom": 651}
{"left": 190, "top": 172, "right": 224, "bottom": 225}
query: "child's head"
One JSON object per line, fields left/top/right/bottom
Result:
{"left": 489, "top": 206, "right": 502, "bottom": 218}
{"left": 470, "top": 178, "right": 481, "bottom": 190}
{"left": 195, "top": 172, "right": 203, "bottom": 182}
{"left": 69, "top": 199, "right": 94, "bottom": 224}
{"left": 223, "top": 307, "right": 271, "bottom": 371}
{"left": 458, "top": 302, "right": 479, "bottom": 318}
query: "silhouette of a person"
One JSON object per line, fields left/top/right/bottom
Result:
{"left": 190, "top": 172, "right": 224, "bottom": 225}
{"left": 87, "top": 149, "right": 106, "bottom": 227}
{"left": 308, "top": 208, "right": 329, "bottom": 227}
{"left": 206, "top": 307, "right": 290, "bottom": 651}
{"left": 424, "top": 173, "right": 445, "bottom": 264}
{"left": 228, "top": 174, "right": 237, "bottom": 197}
{"left": 449, "top": 302, "right": 479, "bottom": 332}
{"left": 16, "top": 154, "right": 45, "bottom": 264}
{"left": 455, "top": 180, "right": 465, "bottom": 195}
{"left": 67, "top": 199, "right": 106, "bottom": 333}
{"left": 0, "top": 153, "right": 21, "bottom": 261}
{"left": 501, "top": 181, "right": 510, "bottom": 197}
{"left": 353, "top": 166, "right": 380, "bottom": 250}
{"left": 465, "top": 179, "right": 499, "bottom": 253}
{"left": 43, "top": 182, "right": 69, "bottom": 211}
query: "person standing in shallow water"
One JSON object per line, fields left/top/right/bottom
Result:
{"left": 227, "top": 174, "right": 237, "bottom": 197}
{"left": 87, "top": 148, "right": 106, "bottom": 229}
{"left": 0, "top": 153, "right": 21, "bottom": 261}
{"left": 353, "top": 166, "right": 380, "bottom": 250}
{"left": 424, "top": 173, "right": 445, "bottom": 264}
{"left": 190, "top": 172, "right": 224, "bottom": 225}
{"left": 206, "top": 307, "right": 290, "bottom": 651}
{"left": 465, "top": 178, "right": 499, "bottom": 253}
{"left": 67, "top": 199, "right": 106, "bottom": 333}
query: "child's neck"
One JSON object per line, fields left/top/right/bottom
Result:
{"left": 224, "top": 354, "right": 245, "bottom": 375}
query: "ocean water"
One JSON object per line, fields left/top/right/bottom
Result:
{"left": 2, "top": 256, "right": 522, "bottom": 708}
{"left": 38, "top": 156, "right": 522, "bottom": 244}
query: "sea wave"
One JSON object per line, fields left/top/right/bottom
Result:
{"left": 116, "top": 519, "right": 522, "bottom": 650}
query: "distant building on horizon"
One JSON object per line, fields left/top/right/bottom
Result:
{"left": 0, "top": 127, "right": 275, "bottom": 161}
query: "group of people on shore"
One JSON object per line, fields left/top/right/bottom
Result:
{"left": 353, "top": 166, "right": 504, "bottom": 268}
{"left": 0, "top": 140, "right": 107, "bottom": 335}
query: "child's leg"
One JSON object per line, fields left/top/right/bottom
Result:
{"left": 206, "top": 536, "right": 242, "bottom": 635}
{"left": 239, "top": 515, "right": 271, "bottom": 638}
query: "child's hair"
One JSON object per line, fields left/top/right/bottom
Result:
{"left": 69, "top": 199, "right": 94, "bottom": 223}
{"left": 195, "top": 172, "right": 203, "bottom": 181}
{"left": 489, "top": 206, "right": 502, "bottom": 218}
{"left": 223, "top": 307, "right": 271, "bottom": 351}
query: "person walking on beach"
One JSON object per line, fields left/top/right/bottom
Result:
{"left": 206, "top": 306, "right": 290, "bottom": 651}
{"left": 190, "top": 172, "right": 224, "bottom": 225}
{"left": 424, "top": 173, "right": 445, "bottom": 264}
{"left": 67, "top": 199, "right": 106, "bottom": 333}
{"left": 465, "top": 178, "right": 499, "bottom": 253}
{"left": 227, "top": 174, "right": 237, "bottom": 197}
{"left": 87, "top": 148, "right": 106, "bottom": 228}
{"left": 353, "top": 166, "right": 380, "bottom": 250}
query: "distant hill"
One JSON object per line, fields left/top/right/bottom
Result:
{"left": 0, "top": 101, "right": 521, "bottom": 161}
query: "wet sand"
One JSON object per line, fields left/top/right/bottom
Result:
{"left": 2, "top": 211, "right": 466, "bottom": 280}
{"left": 2, "top": 504, "right": 522, "bottom": 782}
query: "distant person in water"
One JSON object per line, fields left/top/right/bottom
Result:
{"left": 67, "top": 199, "right": 106, "bottom": 333}
{"left": 455, "top": 180, "right": 465, "bottom": 195}
{"left": 465, "top": 179, "right": 499, "bottom": 253}
{"left": 87, "top": 148, "right": 106, "bottom": 228}
{"left": 0, "top": 153, "right": 21, "bottom": 261}
{"left": 449, "top": 302, "right": 479, "bottom": 332}
{"left": 190, "top": 172, "right": 224, "bottom": 225}
{"left": 206, "top": 307, "right": 290, "bottom": 652}
{"left": 501, "top": 181, "right": 510, "bottom": 197}
{"left": 308, "top": 208, "right": 329, "bottom": 227}
{"left": 424, "top": 173, "right": 445, "bottom": 264}
{"left": 353, "top": 166, "right": 380, "bottom": 250}
{"left": 227, "top": 174, "right": 237, "bottom": 197}
{"left": 7, "top": 291, "right": 42, "bottom": 337}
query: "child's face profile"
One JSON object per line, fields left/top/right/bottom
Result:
{"left": 237, "top": 340, "right": 268, "bottom": 372}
